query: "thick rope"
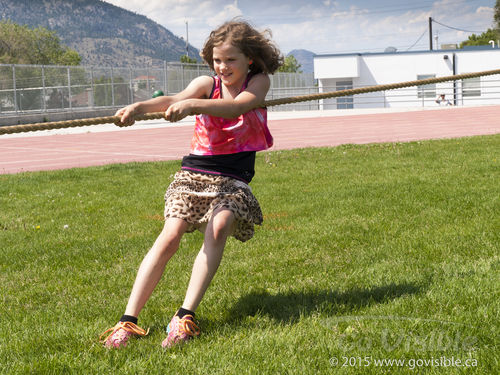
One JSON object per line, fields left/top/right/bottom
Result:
{"left": 263, "top": 68, "right": 500, "bottom": 107}
{"left": 1, "top": 68, "right": 499, "bottom": 135}
{"left": 0, "top": 112, "right": 165, "bottom": 135}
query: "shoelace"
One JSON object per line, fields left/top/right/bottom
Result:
{"left": 99, "top": 321, "right": 149, "bottom": 343}
{"left": 178, "top": 315, "right": 200, "bottom": 337}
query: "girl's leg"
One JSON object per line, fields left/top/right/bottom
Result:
{"left": 181, "top": 208, "right": 235, "bottom": 312}
{"left": 124, "top": 217, "right": 189, "bottom": 317}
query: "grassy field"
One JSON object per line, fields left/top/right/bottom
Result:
{"left": 0, "top": 135, "right": 499, "bottom": 374}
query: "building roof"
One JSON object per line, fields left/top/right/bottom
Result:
{"left": 315, "top": 46, "right": 500, "bottom": 59}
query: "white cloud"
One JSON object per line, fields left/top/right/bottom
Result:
{"left": 104, "top": 0, "right": 247, "bottom": 50}
{"left": 102, "top": 0, "right": 496, "bottom": 54}
{"left": 476, "top": 6, "right": 494, "bottom": 14}
{"left": 206, "top": 1, "right": 243, "bottom": 27}
{"left": 103, "top": 0, "right": 206, "bottom": 46}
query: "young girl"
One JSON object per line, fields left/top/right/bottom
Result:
{"left": 99, "top": 20, "right": 282, "bottom": 348}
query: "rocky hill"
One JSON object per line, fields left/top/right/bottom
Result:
{"left": 288, "top": 49, "right": 316, "bottom": 73}
{"left": 0, "top": 0, "right": 199, "bottom": 67}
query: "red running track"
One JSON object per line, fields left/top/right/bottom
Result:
{"left": 0, "top": 106, "right": 499, "bottom": 175}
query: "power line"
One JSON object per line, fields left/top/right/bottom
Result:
{"left": 254, "top": 0, "right": 486, "bottom": 24}
{"left": 406, "top": 28, "right": 428, "bottom": 51}
{"left": 432, "top": 18, "right": 483, "bottom": 34}
{"left": 251, "top": 2, "right": 437, "bottom": 23}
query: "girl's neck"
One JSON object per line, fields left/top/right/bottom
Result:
{"left": 220, "top": 72, "right": 248, "bottom": 99}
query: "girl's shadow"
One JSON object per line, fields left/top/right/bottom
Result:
{"left": 222, "top": 282, "right": 424, "bottom": 325}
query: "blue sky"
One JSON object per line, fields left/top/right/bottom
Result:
{"left": 103, "top": 0, "right": 496, "bottom": 55}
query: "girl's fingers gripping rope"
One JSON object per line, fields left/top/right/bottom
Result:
{"left": 165, "top": 101, "right": 191, "bottom": 122}
{"left": 114, "top": 106, "right": 136, "bottom": 127}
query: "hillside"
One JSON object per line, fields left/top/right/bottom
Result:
{"left": 288, "top": 49, "right": 316, "bottom": 73}
{"left": 0, "top": 0, "right": 199, "bottom": 67}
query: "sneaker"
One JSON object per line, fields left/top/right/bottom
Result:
{"left": 99, "top": 321, "right": 149, "bottom": 348}
{"left": 161, "top": 314, "right": 200, "bottom": 348}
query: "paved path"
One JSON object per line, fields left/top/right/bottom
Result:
{"left": 0, "top": 105, "right": 499, "bottom": 174}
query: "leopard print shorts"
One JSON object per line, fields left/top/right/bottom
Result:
{"left": 164, "top": 170, "right": 263, "bottom": 242}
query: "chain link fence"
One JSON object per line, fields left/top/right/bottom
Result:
{"left": 0, "top": 63, "right": 315, "bottom": 116}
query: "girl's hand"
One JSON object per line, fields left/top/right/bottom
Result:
{"left": 114, "top": 103, "right": 141, "bottom": 126}
{"left": 165, "top": 100, "right": 194, "bottom": 122}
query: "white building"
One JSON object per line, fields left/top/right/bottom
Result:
{"left": 313, "top": 47, "right": 500, "bottom": 109}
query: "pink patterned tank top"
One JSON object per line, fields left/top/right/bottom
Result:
{"left": 190, "top": 74, "right": 273, "bottom": 155}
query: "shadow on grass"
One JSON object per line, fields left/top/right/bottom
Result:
{"left": 224, "top": 282, "right": 424, "bottom": 325}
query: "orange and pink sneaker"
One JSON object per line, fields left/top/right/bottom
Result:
{"left": 100, "top": 321, "right": 149, "bottom": 348}
{"left": 161, "top": 314, "right": 200, "bottom": 348}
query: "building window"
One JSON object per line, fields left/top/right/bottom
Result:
{"left": 462, "top": 77, "right": 481, "bottom": 97}
{"left": 417, "top": 74, "right": 436, "bottom": 98}
{"left": 336, "top": 80, "right": 353, "bottom": 109}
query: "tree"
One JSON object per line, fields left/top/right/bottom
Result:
{"left": 58, "top": 50, "right": 82, "bottom": 66}
{"left": 495, "top": 0, "right": 500, "bottom": 29}
{"left": 0, "top": 21, "right": 82, "bottom": 111}
{"left": 459, "top": 28, "right": 500, "bottom": 48}
{"left": 459, "top": 1, "right": 500, "bottom": 48}
{"left": 0, "top": 20, "right": 81, "bottom": 65}
{"left": 180, "top": 54, "right": 197, "bottom": 64}
{"left": 278, "top": 55, "right": 302, "bottom": 73}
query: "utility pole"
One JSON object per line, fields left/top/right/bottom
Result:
{"left": 185, "top": 21, "right": 189, "bottom": 57}
{"left": 429, "top": 17, "right": 433, "bottom": 50}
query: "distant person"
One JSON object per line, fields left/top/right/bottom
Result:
{"left": 99, "top": 20, "right": 282, "bottom": 349}
{"left": 436, "top": 94, "right": 453, "bottom": 106}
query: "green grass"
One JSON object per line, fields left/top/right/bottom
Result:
{"left": 1, "top": 135, "right": 499, "bottom": 374}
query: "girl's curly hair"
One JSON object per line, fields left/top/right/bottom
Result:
{"left": 200, "top": 19, "right": 283, "bottom": 75}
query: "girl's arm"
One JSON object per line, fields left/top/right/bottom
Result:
{"left": 164, "top": 73, "right": 270, "bottom": 122}
{"left": 115, "top": 75, "right": 213, "bottom": 126}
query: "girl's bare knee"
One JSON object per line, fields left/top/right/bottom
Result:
{"left": 209, "top": 210, "right": 235, "bottom": 242}
{"left": 155, "top": 218, "right": 188, "bottom": 256}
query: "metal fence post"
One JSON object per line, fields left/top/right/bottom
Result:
{"left": 12, "top": 65, "right": 17, "bottom": 113}
{"left": 67, "top": 67, "right": 72, "bottom": 110}
{"left": 90, "top": 67, "right": 94, "bottom": 108}
{"left": 111, "top": 67, "right": 115, "bottom": 106}
{"left": 163, "top": 60, "right": 168, "bottom": 95}
{"left": 129, "top": 67, "right": 133, "bottom": 104}
{"left": 181, "top": 63, "right": 185, "bottom": 89}
{"left": 42, "top": 65, "right": 46, "bottom": 112}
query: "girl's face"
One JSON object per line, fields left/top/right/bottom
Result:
{"left": 212, "top": 41, "right": 252, "bottom": 88}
